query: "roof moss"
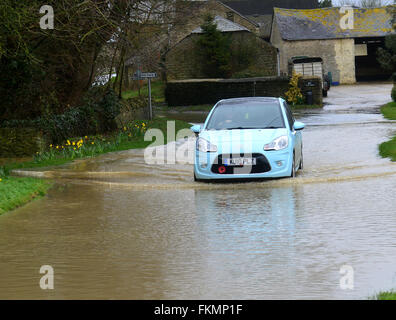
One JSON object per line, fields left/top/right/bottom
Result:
{"left": 274, "top": 6, "right": 395, "bottom": 40}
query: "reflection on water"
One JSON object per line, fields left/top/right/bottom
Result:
{"left": 1, "top": 178, "right": 396, "bottom": 299}
{"left": 1, "top": 83, "right": 396, "bottom": 299}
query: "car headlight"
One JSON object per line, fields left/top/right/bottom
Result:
{"left": 264, "top": 136, "right": 289, "bottom": 151}
{"left": 197, "top": 138, "right": 217, "bottom": 153}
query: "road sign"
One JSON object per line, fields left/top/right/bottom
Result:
{"left": 132, "top": 72, "right": 157, "bottom": 80}
{"left": 132, "top": 71, "right": 158, "bottom": 120}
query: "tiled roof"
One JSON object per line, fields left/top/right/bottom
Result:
{"left": 221, "top": 0, "right": 318, "bottom": 15}
{"left": 274, "top": 6, "right": 395, "bottom": 40}
{"left": 192, "top": 15, "right": 250, "bottom": 33}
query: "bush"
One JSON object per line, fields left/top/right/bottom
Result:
{"left": 392, "top": 86, "right": 396, "bottom": 102}
{"left": 285, "top": 72, "right": 304, "bottom": 105}
{"left": 0, "top": 87, "right": 121, "bottom": 144}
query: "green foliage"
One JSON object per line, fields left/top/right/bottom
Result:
{"left": 379, "top": 102, "right": 396, "bottom": 161}
{"left": 196, "top": 15, "right": 232, "bottom": 78}
{"left": 375, "top": 290, "right": 396, "bottom": 300}
{"left": 379, "top": 136, "right": 396, "bottom": 161}
{"left": 285, "top": 72, "right": 305, "bottom": 105}
{"left": 124, "top": 96, "right": 149, "bottom": 110}
{"left": 0, "top": 166, "right": 10, "bottom": 178}
{"left": 381, "top": 101, "right": 396, "bottom": 120}
{"left": 194, "top": 16, "right": 270, "bottom": 79}
{"left": 2, "top": 118, "right": 192, "bottom": 173}
{"left": 0, "top": 177, "right": 51, "bottom": 215}
{"left": 122, "top": 81, "right": 165, "bottom": 103}
{"left": 0, "top": 88, "right": 121, "bottom": 144}
{"left": 0, "top": 0, "right": 126, "bottom": 121}
{"left": 318, "top": 0, "right": 332, "bottom": 7}
{"left": 377, "top": 34, "right": 396, "bottom": 73}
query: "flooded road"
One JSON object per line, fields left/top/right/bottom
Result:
{"left": 1, "top": 83, "right": 396, "bottom": 299}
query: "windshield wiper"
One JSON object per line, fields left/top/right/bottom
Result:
{"left": 225, "top": 126, "right": 282, "bottom": 130}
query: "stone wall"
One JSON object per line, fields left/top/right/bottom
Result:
{"left": 0, "top": 128, "right": 47, "bottom": 157}
{"left": 166, "top": 31, "right": 278, "bottom": 81}
{"left": 270, "top": 21, "right": 356, "bottom": 84}
{"left": 165, "top": 76, "right": 290, "bottom": 106}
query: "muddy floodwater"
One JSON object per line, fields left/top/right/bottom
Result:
{"left": 1, "top": 83, "right": 396, "bottom": 299}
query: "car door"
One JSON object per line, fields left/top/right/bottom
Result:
{"left": 283, "top": 102, "right": 302, "bottom": 164}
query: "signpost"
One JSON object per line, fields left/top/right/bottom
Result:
{"left": 132, "top": 71, "right": 158, "bottom": 120}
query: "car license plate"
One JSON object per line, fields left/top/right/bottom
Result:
{"left": 223, "top": 158, "right": 256, "bottom": 166}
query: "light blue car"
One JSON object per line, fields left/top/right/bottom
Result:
{"left": 191, "top": 97, "right": 305, "bottom": 181}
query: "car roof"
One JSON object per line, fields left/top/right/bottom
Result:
{"left": 217, "top": 97, "right": 281, "bottom": 105}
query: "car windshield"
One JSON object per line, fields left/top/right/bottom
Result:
{"left": 205, "top": 101, "right": 285, "bottom": 130}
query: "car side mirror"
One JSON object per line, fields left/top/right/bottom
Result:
{"left": 191, "top": 125, "right": 201, "bottom": 134}
{"left": 293, "top": 121, "right": 305, "bottom": 131}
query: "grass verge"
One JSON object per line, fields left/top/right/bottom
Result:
{"left": 379, "top": 101, "right": 396, "bottom": 161}
{"left": 373, "top": 290, "right": 396, "bottom": 300}
{"left": 381, "top": 101, "right": 396, "bottom": 120}
{"left": 0, "top": 117, "right": 192, "bottom": 215}
{"left": 1, "top": 118, "right": 192, "bottom": 173}
{"left": 122, "top": 81, "right": 165, "bottom": 103}
{"left": 0, "top": 177, "right": 51, "bottom": 215}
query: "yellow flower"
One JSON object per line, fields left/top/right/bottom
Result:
{"left": 0, "top": 178, "right": 2, "bottom": 182}
{"left": 73, "top": 147, "right": 76, "bottom": 150}
{"left": 85, "top": 136, "right": 88, "bottom": 139}
{"left": 91, "top": 142, "right": 94, "bottom": 145}
{"left": 67, "top": 140, "right": 71, "bottom": 145}
{"left": 72, "top": 142, "right": 75, "bottom": 146}
{"left": 56, "top": 146, "right": 59, "bottom": 149}
{"left": 123, "top": 126, "right": 127, "bottom": 131}
{"left": 50, "top": 144, "right": 53, "bottom": 148}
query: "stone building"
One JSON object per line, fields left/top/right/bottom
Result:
{"left": 169, "top": 0, "right": 260, "bottom": 46}
{"left": 165, "top": 15, "right": 278, "bottom": 81}
{"left": 222, "top": 0, "right": 318, "bottom": 40}
{"left": 270, "top": 6, "right": 395, "bottom": 84}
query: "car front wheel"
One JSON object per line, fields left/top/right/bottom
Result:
{"left": 290, "top": 154, "right": 296, "bottom": 178}
{"left": 299, "top": 150, "right": 303, "bottom": 170}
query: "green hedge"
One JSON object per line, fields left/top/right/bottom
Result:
{"left": 0, "top": 87, "right": 122, "bottom": 145}
{"left": 0, "top": 128, "right": 47, "bottom": 157}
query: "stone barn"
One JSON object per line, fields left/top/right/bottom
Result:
{"left": 165, "top": 15, "right": 278, "bottom": 81}
{"left": 270, "top": 6, "right": 395, "bottom": 84}
{"left": 221, "top": 0, "right": 319, "bottom": 40}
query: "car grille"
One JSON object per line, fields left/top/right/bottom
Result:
{"left": 211, "top": 153, "right": 271, "bottom": 175}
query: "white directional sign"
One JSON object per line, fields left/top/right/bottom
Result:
{"left": 132, "top": 70, "right": 158, "bottom": 120}
{"left": 132, "top": 72, "right": 157, "bottom": 80}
